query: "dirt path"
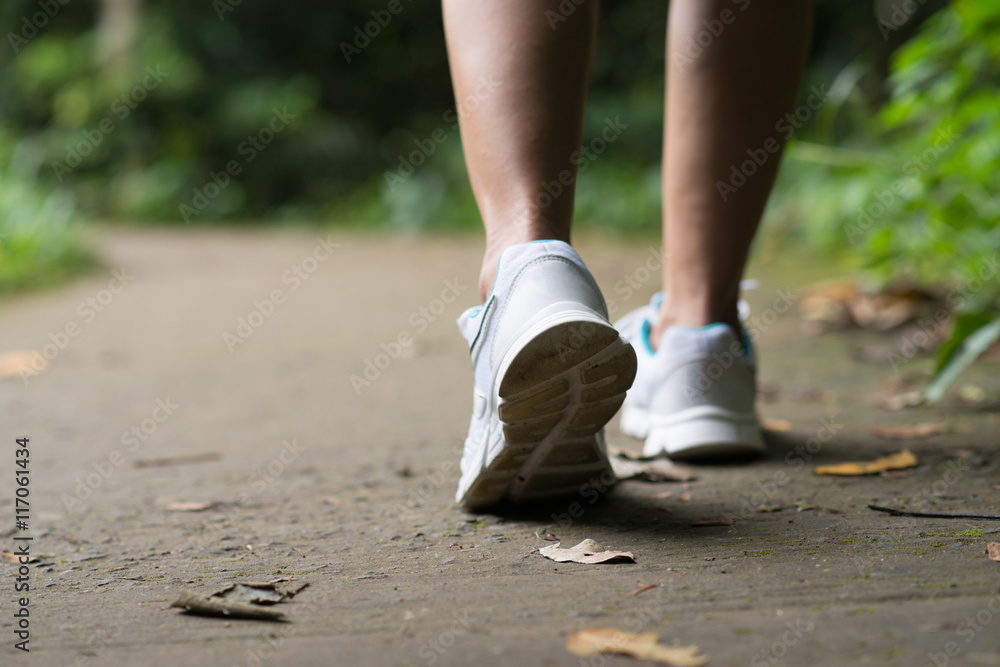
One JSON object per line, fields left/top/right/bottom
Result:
{"left": 1, "top": 227, "right": 998, "bottom": 666}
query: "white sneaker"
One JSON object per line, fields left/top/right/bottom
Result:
{"left": 455, "top": 240, "right": 637, "bottom": 508}
{"left": 616, "top": 293, "right": 764, "bottom": 460}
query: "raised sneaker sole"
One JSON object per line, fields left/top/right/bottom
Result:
{"left": 621, "top": 404, "right": 765, "bottom": 460}
{"left": 460, "top": 318, "right": 637, "bottom": 509}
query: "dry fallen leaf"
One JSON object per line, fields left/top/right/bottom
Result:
{"left": 0, "top": 350, "right": 43, "bottom": 380}
{"left": 1, "top": 551, "right": 45, "bottom": 564}
{"left": 164, "top": 501, "right": 217, "bottom": 512}
{"left": 814, "top": 450, "right": 918, "bottom": 476}
{"left": 213, "top": 582, "right": 309, "bottom": 604}
{"left": 799, "top": 278, "right": 860, "bottom": 332}
{"left": 987, "top": 543, "right": 1000, "bottom": 562}
{"left": 761, "top": 418, "right": 792, "bottom": 432}
{"left": 800, "top": 279, "right": 932, "bottom": 333}
{"left": 539, "top": 539, "right": 635, "bottom": 565}
{"left": 171, "top": 591, "right": 287, "bottom": 622}
{"left": 690, "top": 518, "right": 734, "bottom": 527}
{"left": 848, "top": 289, "right": 925, "bottom": 331}
{"left": 610, "top": 456, "right": 696, "bottom": 482}
{"left": 872, "top": 423, "right": 951, "bottom": 440}
{"left": 566, "top": 627, "right": 708, "bottom": 666}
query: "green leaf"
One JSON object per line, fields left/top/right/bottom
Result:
{"left": 935, "top": 312, "right": 995, "bottom": 371}
{"left": 924, "top": 316, "right": 1000, "bottom": 404}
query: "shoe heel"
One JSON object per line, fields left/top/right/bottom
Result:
{"left": 643, "top": 412, "right": 764, "bottom": 460}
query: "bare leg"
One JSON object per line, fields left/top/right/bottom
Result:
{"left": 652, "top": 0, "right": 812, "bottom": 347}
{"left": 442, "top": 0, "right": 598, "bottom": 301}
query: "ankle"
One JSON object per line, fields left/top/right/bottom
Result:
{"left": 648, "top": 302, "right": 742, "bottom": 351}
{"left": 478, "top": 233, "right": 570, "bottom": 301}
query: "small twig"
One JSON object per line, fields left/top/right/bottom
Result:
{"left": 626, "top": 583, "right": 660, "bottom": 598}
{"left": 134, "top": 452, "right": 221, "bottom": 468}
{"left": 868, "top": 505, "right": 1000, "bottom": 520}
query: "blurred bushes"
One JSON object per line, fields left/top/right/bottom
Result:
{"left": 1, "top": 0, "right": 911, "bottom": 228}
{"left": 772, "top": 0, "right": 1000, "bottom": 301}
{"left": 1, "top": 0, "right": 993, "bottom": 294}
{"left": 0, "top": 126, "right": 94, "bottom": 293}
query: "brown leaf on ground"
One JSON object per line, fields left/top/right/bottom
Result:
{"left": 626, "top": 583, "right": 659, "bottom": 597}
{"left": 872, "top": 423, "right": 951, "bottom": 440}
{"left": 799, "top": 279, "right": 933, "bottom": 333}
{"left": 214, "top": 584, "right": 286, "bottom": 604}
{"left": 539, "top": 539, "right": 635, "bottom": 565}
{"left": 690, "top": 518, "right": 735, "bottom": 527}
{"left": 212, "top": 582, "right": 309, "bottom": 604}
{"left": 848, "top": 289, "right": 925, "bottom": 331}
{"left": 761, "top": 418, "right": 792, "bottom": 432}
{"left": 814, "top": 450, "right": 918, "bottom": 476}
{"left": 1, "top": 550, "right": 40, "bottom": 563}
{"left": 171, "top": 591, "right": 287, "bottom": 622}
{"left": 164, "top": 501, "right": 218, "bottom": 512}
{"left": 987, "top": 543, "right": 1000, "bottom": 562}
{"left": 565, "top": 627, "right": 708, "bottom": 666}
{"left": 0, "top": 350, "right": 43, "bottom": 380}
{"left": 610, "top": 455, "right": 697, "bottom": 483}
{"left": 799, "top": 279, "right": 860, "bottom": 332}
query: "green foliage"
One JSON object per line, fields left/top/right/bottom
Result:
{"left": 923, "top": 316, "right": 1000, "bottom": 404}
{"left": 0, "top": 130, "right": 94, "bottom": 293}
{"left": 768, "top": 1, "right": 1000, "bottom": 402}
{"left": 774, "top": 2, "right": 1000, "bottom": 300}
{"left": 0, "top": 0, "right": 892, "bottom": 229}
